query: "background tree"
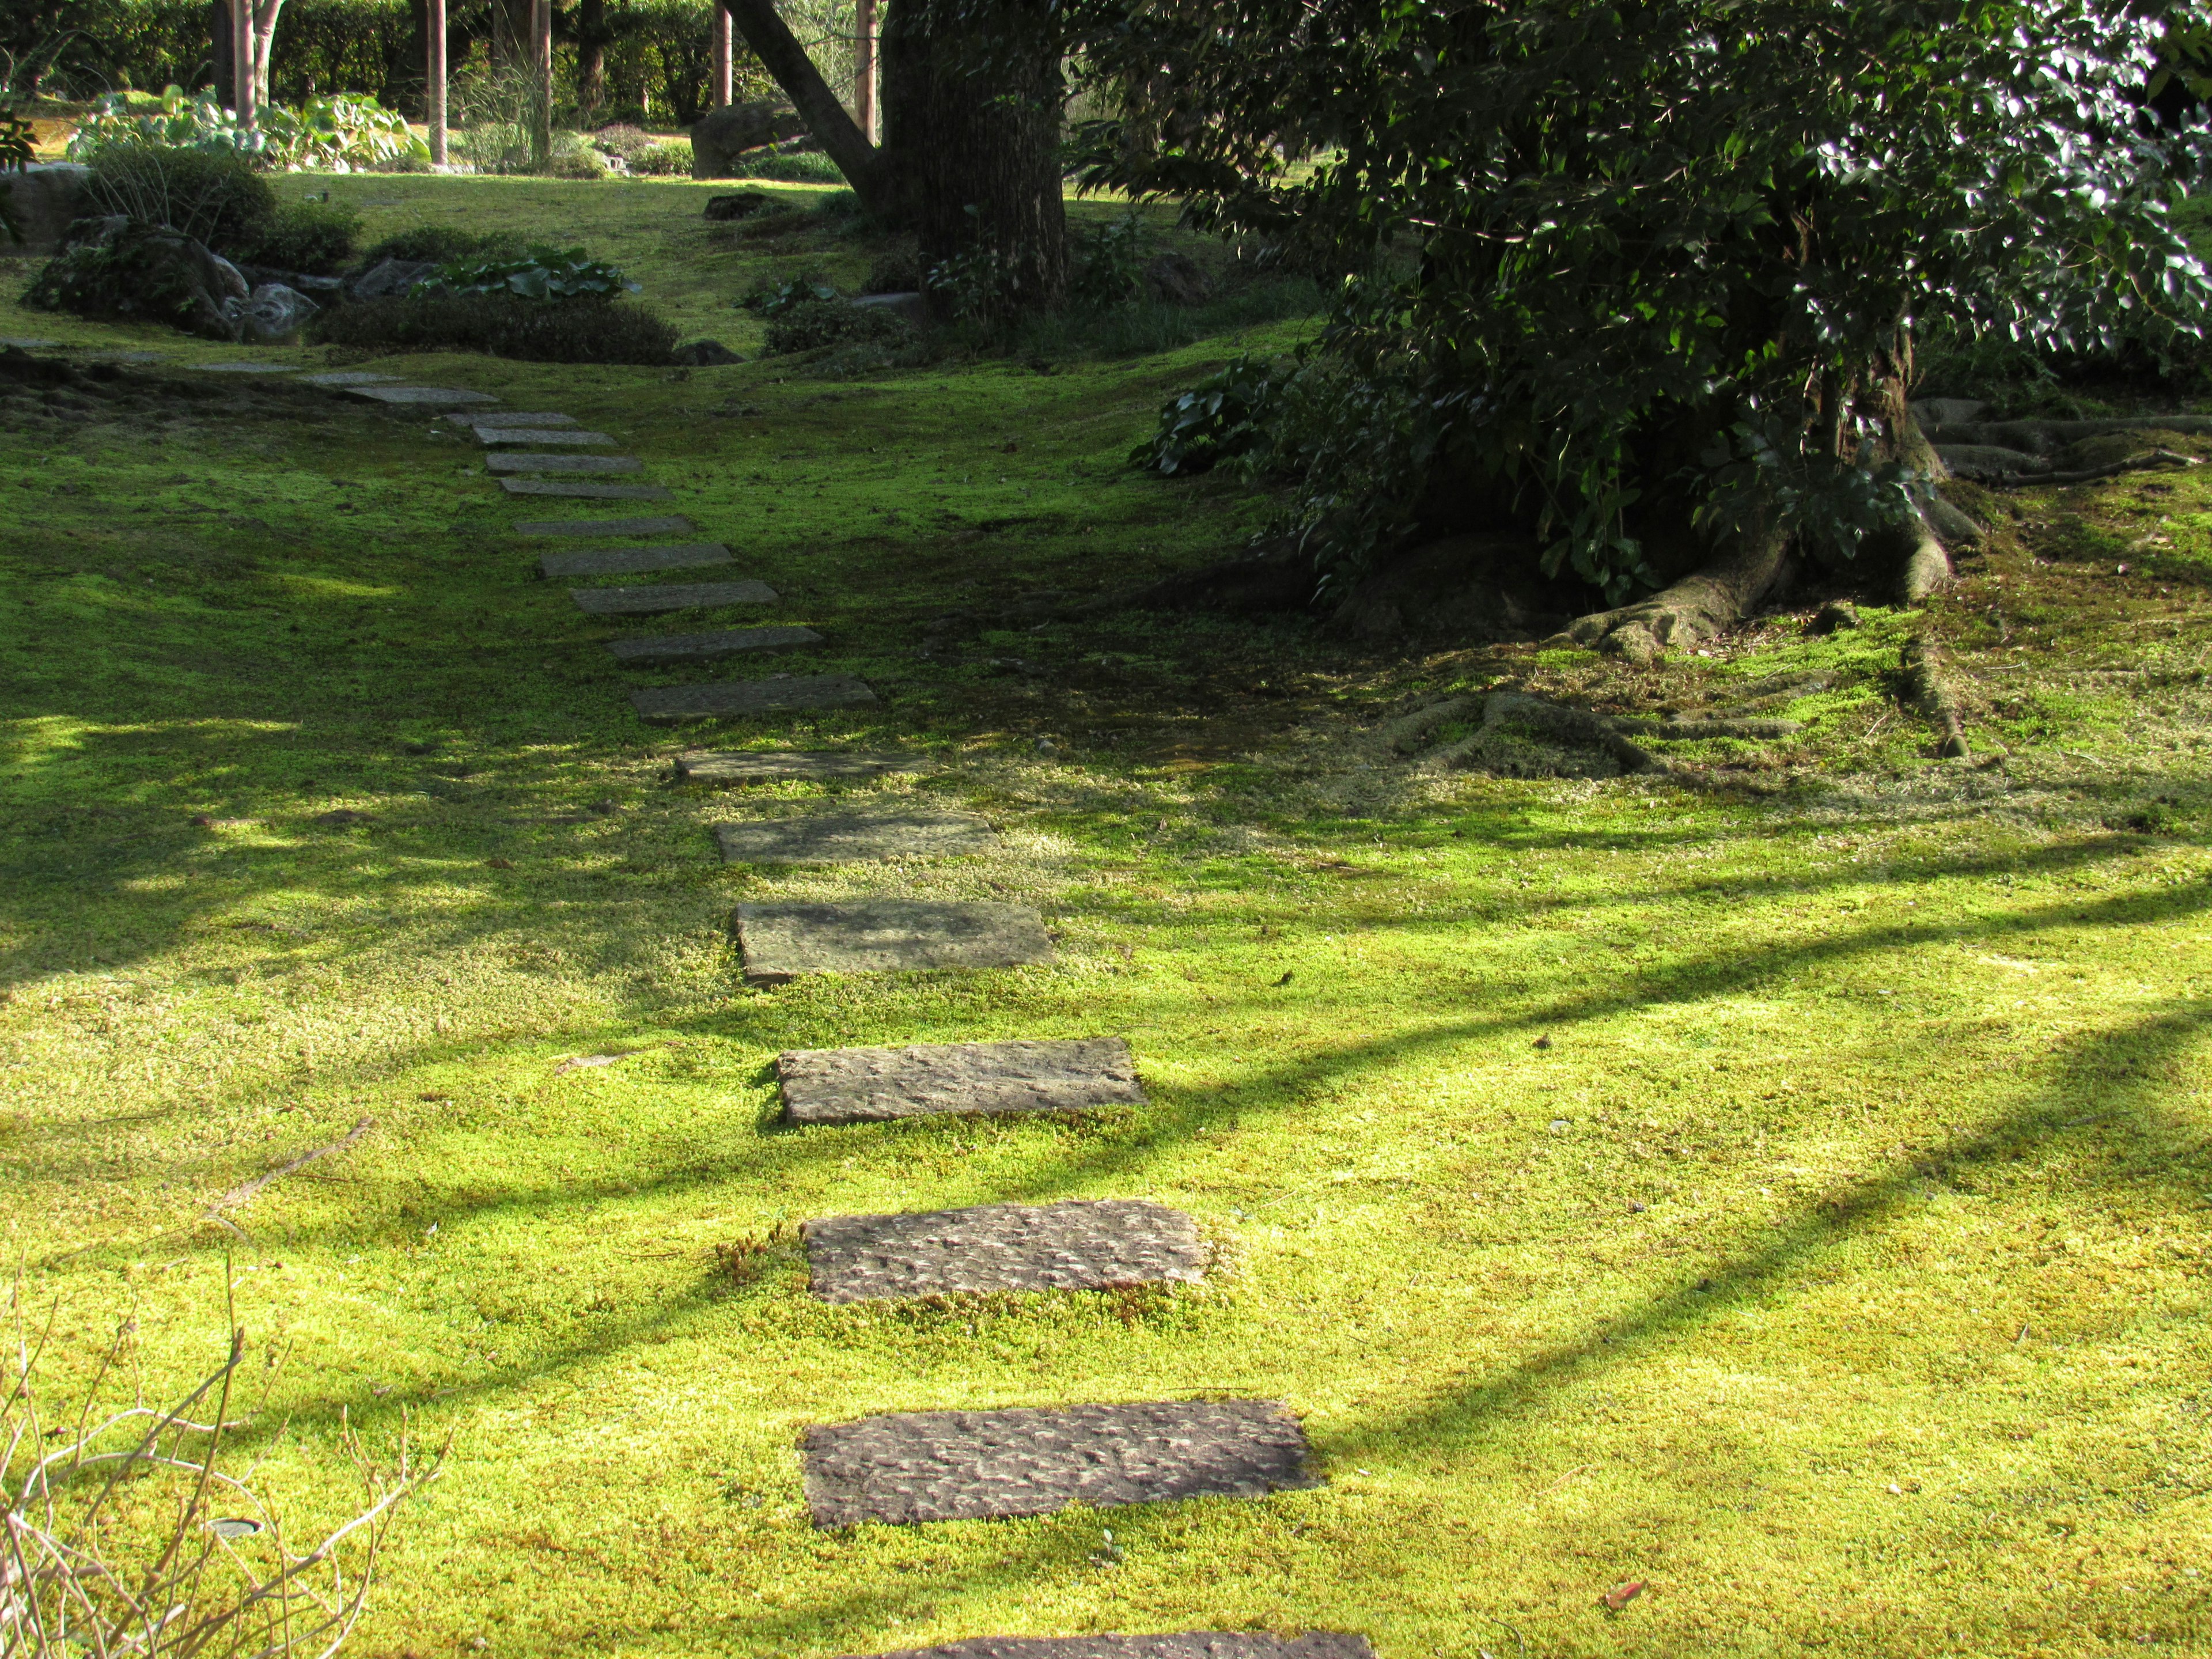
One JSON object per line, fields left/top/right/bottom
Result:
{"left": 1075, "top": 0, "right": 2212, "bottom": 649}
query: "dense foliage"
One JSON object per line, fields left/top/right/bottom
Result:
{"left": 69, "top": 85, "right": 429, "bottom": 171}
{"left": 422, "top": 244, "right": 638, "bottom": 300}
{"left": 80, "top": 142, "right": 277, "bottom": 249}
{"left": 311, "top": 291, "right": 679, "bottom": 360}
{"left": 1073, "top": 0, "right": 2212, "bottom": 601}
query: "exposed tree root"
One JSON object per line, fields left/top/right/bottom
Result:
{"left": 1987, "top": 448, "right": 2203, "bottom": 490}
{"left": 1901, "top": 636, "right": 1971, "bottom": 758}
{"left": 1919, "top": 414, "right": 2212, "bottom": 450}
{"left": 1560, "top": 518, "right": 1791, "bottom": 662}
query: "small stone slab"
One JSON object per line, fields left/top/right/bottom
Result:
{"left": 607, "top": 626, "right": 821, "bottom": 663}
{"left": 632, "top": 674, "right": 876, "bottom": 722}
{"left": 0, "top": 338, "right": 59, "bottom": 349}
{"left": 801, "top": 1400, "right": 1320, "bottom": 1528}
{"left": 463, "top": 411, "right": 579, "bottom": 428}
{"left": 348, "top": 385, "right": 501, "bottom": 406}
{"left": 486, "top": 452, "right": 642, "bottom": 475}
{"left": 736, "top": 900, "right": 1052, "bottom": 984}
{"left": 502, "top": 479, "right": 671, "bottom": 501}
{"left": 295, "top": 370, "right": 403, "bottom": 386}
{"left": 571, "top": 581, "right": 778, "bottom": 615}
{"left": 196, "top": 361, "right": 295, "bottom": 373}
{"left": 845, "top": 1635, "right": 1374, "bottom": 1659}
{"left": 517, "top": 514, "right": 694, "bottom": 537}
{"left": 540, "top": 543, "right": 732, "bottom": 579}
{"left": 777, "top": 1037, "right": 1144, "bottom": 1125}
{"left": 715, "top": 810, "right": 994, "bottom": 865}
{"left": 677, "top": 749, "right": 918, "bottom": 784}
{"left": 479, "top": 428, "right": 615, "bottom": 446}
{"left": 804, "top": 1199, "right": 1205, "bottom": 1303}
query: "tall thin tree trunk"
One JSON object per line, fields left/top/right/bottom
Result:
{"left": 711, "top": 4, "right": 732, "bottom": 107}
{"left": 210, "top": 0, "right": 234, "bottom": 96}
{"left": 230, "top": 0, "right": 255, "bottom": 123}
{"left": 426, "top": 0, "right": 448, "bottom": 162}
{"left": 854, "top": 0, "right": 876, "bottom": 143}
{"left": 577, "top": 0, "right": 609, "bottom": 120}
{"left": 530, "top": 0, "right": 552, "bottom": 164}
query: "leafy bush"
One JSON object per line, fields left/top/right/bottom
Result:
{"left": 736, "top": 148, "right": 843, "bottom": 184}
{"left": 232, "top": 196, "right": 359, "bottom": 272}
{"left": 67, "top": 85, "right": 429, "bottom": 171}
{"left": 359, "top": 225, "right": 523, "bottom": 266}
{"left": 627, "top": 140, "right": 692, "bottom": 176}
{"left": 1068, "top": 208, "right": 1146, "bottom": 310}
{"left": 547, "top": 132, "right": 609, "bottom": 179}
{"left": 425, "top": 244, "right": 637, "bottom": 301}
{"left": 312, "top": 292, "right": 679, "bottom": 363}
{"left": 740, "top": 274, "right": 836, "bottom": 316}
{"left": 22, "top": 221, "right": 234, "bottom": 335}
{"left": 762, "top": 297, "right": 912, "bottom": 356}
{"left": 0, "top": 103, "right": 32, "bottom": 170}
{"left": 1134, "top": 353, "right": 1291, "bottom": 475}
{"left": 863, "top": 249, "right": 922, "bottom": 294}
{"left": 82, "top": 143, "right": 276, "bottom": 253}
{"left": 591, "top": 123, "right": 658, "bottom": 158}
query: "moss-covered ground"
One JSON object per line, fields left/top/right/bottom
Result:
{"left": 3, "top": 172, "right": 2211, "bottom": 1659}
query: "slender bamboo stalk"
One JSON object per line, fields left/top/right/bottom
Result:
{"left": 426, "top": 0, "right": 448, "bottom": 165}
{"left": 531, "top": 0, "right": 552, "bottom": 166}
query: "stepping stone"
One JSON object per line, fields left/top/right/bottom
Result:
{"left": 502, "top": 479, "right": 671, "bottom": 501}
{"left": 607, "top": 625, "right": 821, "bottom": 663}
{"left": 801, "top": 1399, "right": 1320, "bottom": 1527}
{"left": 714, "top": 809, "right": 994, "bottom": 865}
{"left": 677, "top": 749, "right": 918, "bottom": 785}
{"left": 461, "top": 411, "right": 579, "bottom": 428}
{"left": 632, "top": 673, "right": 877, "bottom": 721}
{"left": 777, "top": 1037, "right": 1144, "bottom": 1124}
{"left": 844, "top": 1635, "right": 1373, "bottom": 1659}
{"left": 804, "top": 1199, "right": 1205, "bottom": 1302}
{"left": 295, "top": 370, "right": 402, "bottom": 386}
{"left": 478, "top": 427, "right": 616, "bottom": 446}
{"left": 486, "top": 452, "right": 641, "bottom": 475}
{"left": 540, "top": 542, "right": 732, "bottom": 579}
{"left": 571, "top": 581, "right": 778, "bottom": 615}
{"left": 1, "top": 338, "right": 59, "bottom": 349}
{"left": 197, "top": 361, "right": 295, "bottom": 373}
{"left": 347, "top": 385, "right": 501, "bottom": 406}
{"left": 517, "top": 514, "right": 695, "bottom": 537}
{"left": 734, "top": 900, "right": 1053, "bottom": 984}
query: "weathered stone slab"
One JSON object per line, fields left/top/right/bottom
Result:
{"left": 502, "top": 479, "right": 671, "bottom": 501}
{"left": 844, "top": 1634, "right": 1374, "bottom": 1659}
{"left": 778, "top": 1037, "right": 1143, "bottom": 1125}
{"left": 295, "top": 370, "right": 402, "bottom": 386}
{"left": 801, "top": 1400, "right": 1320, "bottom": 1527}
{"left": 632, "top": 674, "right": 876, "bottom": 721}
{"left": 197, "top": 361, "right": 294, "bottom": 373}
{"left": 571, "top": 581, "right": 778, "bottom": 615}
{"left": 348, "top": 385, "right": 501, "bottom": 406}
{"left": 0, "top": 338, "right": 59, "bottom": 349}
{"left": 805, "top": 1199, "right": 1205, "bottom": 1303}
{"left": 463, "top": 411, "right": 578, "bottom": 428}
{"left": 607, "top": 625, "right": 821, "bottom": 663}
{"left": 736, "top": 900, "right": 1052, "bottom": 984}
{"left": 486, "top": 452, "right": 642, "bottom": 475}
{"left": 714, "top": 810, "right": 994, "bottom": 865}
{"left": 540, "top": 543, "right": 731, "bottom": 579}
{"left": 479, "top": 427, "right": 616, "bottom": 446}
{"left": 677, "top": 749, "right": 919, "bottom": 784}
{"left": 516, "top": 514, "right": 694, "bottom": 537}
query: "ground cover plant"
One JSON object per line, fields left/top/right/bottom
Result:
{"left": 1, "top": 166, "right": 2210, "bottom": 1659}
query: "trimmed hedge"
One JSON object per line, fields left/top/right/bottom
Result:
{"left": 311, "top": 291, "right": 678, "bottom": 363}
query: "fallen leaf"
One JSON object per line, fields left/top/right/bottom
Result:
{"left": 1603, "top": 1580, "right": 1645, "bottom": 1611}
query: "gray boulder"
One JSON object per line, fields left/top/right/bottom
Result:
{"left": 2, "top": 164, "right": 93, "bottom": 254}
{"left": 673, "top": 338, "right": 742, "bottom": 366}
{"left": 1143, "top": 252, "right": 1213, "bottom": 306}
{"left": 853, "top": 291, "right": 928, "bottom": 328}
{"left": 27, "top": 221, "right": 250, "bottom": 340}
{"left": 690, "top": 99, "right": 808, "bottom": 177}
{"left": 229, "top": 282, "right": 320, "bottom": 343}
{"left": 349, "top": 257, "right": 438, "bottom": 301}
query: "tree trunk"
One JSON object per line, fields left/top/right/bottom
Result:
{"left": 210, "top": 0, "right": 234, "bottom": 97}
{"left": 1565, "top": 497, "right": 1791, "bottom": 663}
{"left": 577, "top": 0, "right": 611, "bottom": 120}
{"left": 718, "top": 0, "right": 894, "bottom": 213}
{"left": 879, "top": 0, "right": 1066, "bottom": 317}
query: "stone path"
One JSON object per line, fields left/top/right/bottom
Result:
{"left": 479, "top": 427, "right": 616, "bottom": 446}
{"left": 518, "top": 514, "right": 694, "bottom": 537}
{"left": 777, "top": 1038, "right": 1145, "bottom": 1124}
{"left": 802, "top": 1401, "right": 1320, "bottom": 1527}
{"left": 296, "top": 370, "right": 403, "bottom": 387}
{"left": 486, "top": 452, "right": 643, "bottom": 475}
{"left": 713, "top": 810, "right": 995, "bottom": 865}
{"left": 804, "top": 1199, "right": 1205, "bottom": 1302}
{"left": 606, "top": 626, "right": 821, "bottom": 663}
{"left": 844, "top": 1637, "right": 1374, "bottom": 1658}
{"left": 734, "top": 900, "right": 1053, "bottom": 984}
{"left": 197, "top": 361, "right": 294, "bottom": 373}
{"left": 463, "top": 411, "right": 581, "bottom": 429}
{"left": 540, "top": 543, "right": 733, "bottom": 579}
{"left": 631, "top": 673, "right": 877, "bottom": 720}
{"left": 677, "top": 749, "right": 919, "bottom": 783}
{"left": 349, "top": 384, "right": 501, "bottom": 407}
{"left": 502, "top": 479, "right": 673, "bottom": 501}
{"left": 572, "top": 581, "right": 779, "bottom": 616}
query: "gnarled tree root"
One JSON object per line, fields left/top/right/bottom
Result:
{"left": 1901, "top": 636, "right": 1970, "bottom": 758}
{"left": 1559, "top": 520, "right": 1790, "bottom": 663}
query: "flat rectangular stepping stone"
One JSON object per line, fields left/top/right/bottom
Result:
{"left": 677, "top": 749, "right": 919, "bottom": 785}
{"left": 486, "top": 452, "right": 642, "bottom": 475}
{"left": 502, "top": 479, "right": 671, "bottom": 501}
{"left": 1, "top": 338, "right": 59, "bottom": 349}
{"left": 197, "top": 361, "right": 294, "bottom": 373}
{"left": 632, "top": 673, "right": 876, "bottom": 721}
{"left": 517, "top": 514, "right": 694, "bottom": 537}
{"left": 571, "top": 581, "right": 778, "bottom": 615}
{"left": 540, "top": 542, "right": 732, "bottom": 579}
{"left": 801, "top": 1399, "right": 1320, "bottom": 1528}
{"left": 845, "top": 1634, "right": 1374, "bottom": 1659}
{"left": 735, "top": 900, "right": 1053, "bottom": 984}
{"left": 778, "top": 1037, "right": 1143, "bottom": 1124}
{"left": 607, "top": 625, "right": 821, "bottom": 663}
{"left": 804, "top": 1199, "right": 1205, "bottom": 1303}
{"left": 714, "top": 810, "right": 994, "bottom": 865}
{"left": 479, "top": 427, "right": 616, "bottom": 446}
{"left": 463, "top": 411, "right": 579, "bottom": 428}
{"left": 348, "top": 385, "right": 501, "bottom": 406}
{"left": 295, "top": 370, "right": 403, "bottom": 386}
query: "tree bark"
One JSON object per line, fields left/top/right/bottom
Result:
{"left": 717, "top": 0, "right": 893, "bottom": 213}
{"left": 210, "top": 0, "right": 234, "bottom": 97}
{"left": 576, "top": 0, "right": 611, "bottom": 120}
{"left": 425, "top": 0, "right": 447, "bottom": 162}
{"left": 1564, "top": 503, "right": 1791, "bottom": 663}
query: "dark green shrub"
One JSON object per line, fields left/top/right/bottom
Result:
{"left": 627, "top": 142, "right": 691, "bottom": 176}
{"left": 740, "top": 274, "right": 835, "bottom": 316}
{"left": 762, "top": 298, "right": 912, "bottom": 356}
{"left": 22, "top": 221, "right": 233, "bottom": 336}
{"left": 81, "top": 144, "right": 275, "bottom": 253}
{"left": 429, "top": 245, "right": 635, "bottom": 300}
{"left": 738, "top": 149, "right": 843, "bottom": 184}
{"left": 862, "top": 250, "right": 922, "bottom": 294}
{"left": 231, "top": 198, "right": 358, "bottom": 273}
{"left": 310, "top": 292, "right": 678, "bottom": 364}
{"left": 358, "top": 225, "right": 524, "bottom": 266}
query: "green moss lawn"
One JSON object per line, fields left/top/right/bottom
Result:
{"left": 3, "top": 172, "right": 2210, "bottom": 1659}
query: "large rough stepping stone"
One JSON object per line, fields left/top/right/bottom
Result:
{"left": 844, "top": 1635, "right": 1374, "bottom": 1659}
{"left": 608, "top": 625, "right": 821, "bottom": 663}
{"left": 801, "top": 1400, "right": 1320, "bottom": 1528}
{"left": 571, "top": 581, "right": 778, "bottom": 616}
{"left": 632, "top": 674, "right": 877, "bottom": 721}
{"left": 677, "top": 750, "right": 918, "bottom": 783}
{"left": 348, "top": 385, "right": 501, "bottom": 406}
{"left": 502, "top": 479, "right": 671, "bottom": 501}
{"left": 463, "top": 411, "right": 579, "bottom": 428}
{"left": 479, "top": 427, "right": 615, "bottom": 446}
{"left": 517, "top": 514, "right": 694, "bottom": 537}
{"left": 540, "top": 543, "right": 731, "bottom": 579}
{"left": 0, "top": 338, "right": 59, "bottom": 349}
{"left": 737, "top": 900, "right": 1052, "bottom": 984}
{"left": 778, "top": 1037, "right": 1143, "bottom": 1125}
{"left": 296, "top": 370, "right": 402, "bottom": 386}
{"left": 805, "top": 1199, "right": 1205, "bottom": 1303}
{"left": 197, "top": 361, "right": 294, "bottom": 373}
{"left": 714, "top": 810, "right": 994, "bottom": 865}
{"left": 486, "top": 452, "right": 642, "bottom": 475}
